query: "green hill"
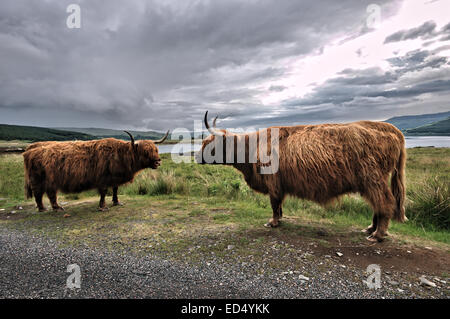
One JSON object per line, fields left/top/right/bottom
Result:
{"left": 406, "top": 117, "right": 450, "bottom": 136}
{"left": 54, "top": 127, "right": 166, "bottom": 140}
{"left": 0, "top": 124, "right": 93, "bottom": 142}
{"left": 384, "top": 111, "right": 450, "bottom": 131}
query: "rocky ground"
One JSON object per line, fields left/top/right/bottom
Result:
{"left": 0, "top": 227, "right": 448, "bottom": 299}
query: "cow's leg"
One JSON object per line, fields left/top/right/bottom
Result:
{"left": 362, "top": 214, "right": 377, "bottom": 235}
{"left": 34, "top": 188, "right": 46, "bottom": 212}
{"left": 264, "top": 196, "right": 283, "bottom": 228}
{"left": 47, "top": 189, "right": 64, "bottom": 212}
{"left": 112, "top": 186, "right": 123, "bottom": 206}
{"left": 98, "top": 187, "right": 108, "bottom": 211}
{"left": 363, "top": 182, "right": 395, "bottom": 242}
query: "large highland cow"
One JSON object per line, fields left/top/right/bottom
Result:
{"left": 23, "top": 131, "right": 168, "bottom": 212}
{"left": 196, "top": 111, "right": 406, "bottom": 242}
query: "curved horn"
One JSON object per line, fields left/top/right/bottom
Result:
{"left": 213, "top": 116, "right": 218, "bottom": 128}
{"left": 124, "top": 131, "right": 135, "bottom": 146}
{"left": 153, "top": 130, "right": 169, "bottom": 144}
{"left": 204, "top": 111, "right": 224, "bottom": 136}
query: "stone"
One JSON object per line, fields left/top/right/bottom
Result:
{"left": 420, "top": 276, "right": 436, "bottom": 288}
{"left": 298, "top": 275, "right": 310, "bottom": 281}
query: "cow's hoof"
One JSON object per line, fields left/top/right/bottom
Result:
{"left": 366, "top": 234, "right": 384, "bottom": 243}
{"left": 98, "top": 207, "right": 109, "bottom": 212}
{"left": 361, "top": 226, "right": 375, "bottom": 235}
{"left": 264, "top": 221, "right": 280, "bottom": 228}
{"left": 112, "top": 201, "right": 124, "bottom": 206}
{"left": 53, "top": 206, "right": 65, "bottom": 212}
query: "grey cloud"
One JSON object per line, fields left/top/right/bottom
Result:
{"left": 441, "top": 22, "right": 450, "bottom": 33}
{"left": 384, "top": 20, "right": 437, "bottom": 43}
{"left": 424, "top": 21, "right": 450, "bottom": 44}
{"left": 331, "top": 67, "right": 398, "bottom": 85}
{"left": 384, "top": 20, "right": 450, "bottom": 45}
{"left": 269, "top": 85, "right": 287, "bottom": 92}
{"left": 387, "top": 49, "right": 448, "bottom": 75}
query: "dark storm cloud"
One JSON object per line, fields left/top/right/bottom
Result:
{"left": 0, "top": 0, "right": 401, "bottom": 130}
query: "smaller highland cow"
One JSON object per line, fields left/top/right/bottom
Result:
{"left": 23, "top": 131, "right": 168, "bottom": 212}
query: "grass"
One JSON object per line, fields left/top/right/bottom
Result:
{"left": 0, "top": 148, "right": 449, "bottom": 252}
{"left": 0, "top": 140, "right": 31, "bottom": 148}
{"left": 0, "top": 153, "right": 26, "bottom": 201}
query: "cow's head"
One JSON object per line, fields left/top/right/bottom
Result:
{"left": 195, "top": 111, "right": 234, "bottom": 165}
{"left": 124, "top": 130, "right": 169, "bottom": 169}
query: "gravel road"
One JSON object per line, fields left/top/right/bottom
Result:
{"left": 0, "top": 227, "right": 446, "bottom": 299}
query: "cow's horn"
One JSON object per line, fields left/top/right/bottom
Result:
{"left": 124, "top": 131, "right": 135, "bottom": 146}
{"left": 204, "top": 111, "right": 224, "bottom": 136}
{"left": 153, "top": 130, "right": 169, "bottom": 144}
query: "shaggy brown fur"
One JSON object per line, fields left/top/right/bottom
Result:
{"left": 23, "top": 134, "right": 166, "bottom": 212}
{"left": 197, "top": 112, "right": 406, "bottom": 242}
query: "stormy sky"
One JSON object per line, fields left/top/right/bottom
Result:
{"left": 1, "top": 0, "right": 449, "bottom": 131}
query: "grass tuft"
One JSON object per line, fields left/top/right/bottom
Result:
{"left": 407, "top": 176, "right": 449, "bottom": 230}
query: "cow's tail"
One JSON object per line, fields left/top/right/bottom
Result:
{"left": 24, "top": 161, "right": 33, "bottom": 199}
{"left": 391, "top": 146, "right": 407, "bottom": 222}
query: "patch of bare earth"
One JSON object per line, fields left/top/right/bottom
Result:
{"left": 266, "top": 228, "right": 449, "bottom": 277}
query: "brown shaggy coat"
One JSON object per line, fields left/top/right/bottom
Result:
{"left": 198, "top": 117, "right": 406, "bottom": 242}
{"left": 23, "top": 138, "right": 162, "bottom": 211}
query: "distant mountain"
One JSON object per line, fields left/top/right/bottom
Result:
{"left": 406, "top": 117, "right": 450, "bottom": 136}
{"left": 54, "top": 127, "right": 166, "bottom": 140}
{"left": 384, "top": 111, "right": 450, "bottom": 131}
{"left": 0, "top": 124, "right": 93, "bottom": 142}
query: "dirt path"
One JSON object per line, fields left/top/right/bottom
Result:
{"left": 251, "top": 225, "right": 450, "bottom": 277}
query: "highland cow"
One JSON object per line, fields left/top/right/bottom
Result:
{"left": 23, "top": 131, "right": 168, "bottom": 212}
{"left": 196, "top": 111, "right": 406, "bottom": 242}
